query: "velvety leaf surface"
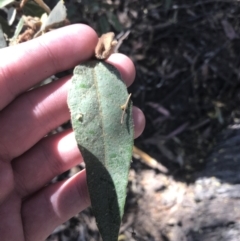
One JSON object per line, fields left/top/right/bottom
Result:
{"left": 67, "top": 61, "right": 134, "bottom": 241}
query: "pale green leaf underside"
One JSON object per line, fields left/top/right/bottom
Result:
{"left": 67, "top": 61, "right": 134, "bottom": 241}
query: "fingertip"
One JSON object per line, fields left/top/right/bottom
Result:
{"left": 133, "top": 106, "right": 145, "bottom": 139}
{"left": 106, "top": 53, "right": 136, "bottom": 87}
{"left": 37, "top": 24, "right": 99, "bottom": 66}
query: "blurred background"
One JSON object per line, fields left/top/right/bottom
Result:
{"left": 1, "top": 0, "right": 240, "bottom": 240}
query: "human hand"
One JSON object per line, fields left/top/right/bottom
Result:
{"left": 0, "top": 24, "right": 145, "bottom": 241}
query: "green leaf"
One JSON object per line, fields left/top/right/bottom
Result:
{"left": 7, "top": 7, "right": 17, "bottom": 25}
{"left": 40, "top": 0, "right": 67, "bottom": 31}
{"left": 0, "top": 15, "right": 11, "bottom": 36}
{"left": 97, "top": 14, "right": 111, "bottom": 35}
{"left": 67, "top": 61, "right": 134, "bottom": 241}
{"left": 107, "top": 12, "right": 122, "bottom": 32}
{"left": 0, "top": 0, "right": 14, "bottom": 8}
{"left": 10, "top": 17, "right": 24, "bottom": 45}
{"left": 0, "top": 25, "right": 7, "bottom": 48}
{"left": 22, "top": 1, "right": 45, "bottom": 17}
{"left": 82, "top": 0, "right": 100, "bottom": 13}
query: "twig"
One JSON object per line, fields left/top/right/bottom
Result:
{"left": 133, "top": 146, "right": 168, "bottom": 173}
{"left": 121, "top": 93, "right": 132, "bottom": 124}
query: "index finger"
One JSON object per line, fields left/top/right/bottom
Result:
{"left": 0, "top": 24, "right": 98, "bottom": 110}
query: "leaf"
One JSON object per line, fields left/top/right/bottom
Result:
{"left": 7, "top": 7, "right": 17, "bottom": 25}
{"left": 67, "top": 61, "right": 134, "bottom": 241}
{"left": 0, "top": 25, "right": 7, "bottom": 48}
{"left": 0, "top": 0, "right": 14, "bottom": 8}
{"left": 9, "top": 17, "right": 24, "bottom": 45}
{"left": 82, "top": 0, "right": 100, "bottom": 13}
{"left": 22, "top": 1, "right": 45, "bottom": 17}
{"left": 97, "top": 14, "right": 111, "bottom": 34}
{"left": 0, "top": 15, "right": 11, "bottom": 36}
{"left": 40, "top": 0, "right": 67, "bottom": 31}
{"left": 221, "top": 19, "right": 238, "bottom": 40}
{"left": 107, "top": 12, "right": 122, "bottom": 32}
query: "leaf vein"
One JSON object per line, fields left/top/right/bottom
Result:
{"left": 92, "top": 68, "right": 107, "bottom": 167}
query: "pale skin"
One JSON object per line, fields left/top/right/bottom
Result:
{"left": 0, "top": 24, "right": 145, "bottom": 241}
